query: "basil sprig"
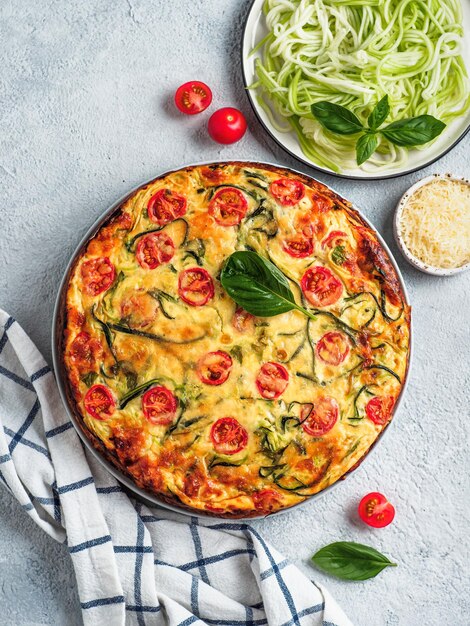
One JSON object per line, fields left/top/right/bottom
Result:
{"left": 311, "top": 95, "right": 445, "bottom": 165}
{"left": 311, "top": 541, "right": 397, "bottom": 581}
{"left": 220, "top": 251, "right": 316, "bottom": 320}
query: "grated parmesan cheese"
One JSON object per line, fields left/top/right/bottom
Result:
{"left": 399, "top": 178, "right": 470, "bottom": 269}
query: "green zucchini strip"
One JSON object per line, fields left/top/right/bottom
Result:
{"left": 148, "top": 290, "right": 177, "bottom": 320}
{"left": 125, "top": 217, "right": 189, "bottom": 251}
{"left": 119, "top": 378, "right": 161, "bottom": 409}
{"left": 107, "top": 322, "right": 205, "bottom": 344}
{"left": 207, "top": 184, "right": 259, "bottom": 201}
{"left": 364, "top": 364, "right": 401, "bottom": 383}
{"left": 347, "top": 385, "right": 372, "bottom": 421}
{"left": 91, "top": 306, "right": 118, "bottom": 363}
{"left": 311, "top": 310, "right": 359, "bottom": 342}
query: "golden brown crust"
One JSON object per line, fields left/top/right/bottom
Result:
{"left": 58, "top": 161, "right": 411, "bottom": 517}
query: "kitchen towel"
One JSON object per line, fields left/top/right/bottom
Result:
{"left": 0, "top": 309, "right": 353, "bottom": 626}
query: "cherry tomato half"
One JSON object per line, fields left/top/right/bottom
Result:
{"left": 358, "top": 492, "right": 395, "bottom": 528}
{"left": 147, "top": 189, "right": 187, "bottom": 226}
{"left": 365, "top": 396, "right": 395, "bottom": 426}
{"left": 84, "top": 384, "right": 115, "bottom": 420}
{"left": 142, "top": 385, "right": 177, "bottom": 425}
{"left": 269, "top": 179, "right": 305, "bottom": 206}
{"left": 178, "top": 267, "right": 214, "bottom": 306}
{"left": 197, "top": 351, "right": 233, "bottom": 386}
{"left": 120, "top": 291, "right": 159, "bottom": 329}
{"left": 252, "top": 489, "right": 281, "bottom": 513}
{"left": 207, "top": 107, "right": 247, "bottom": 144}
{"left": 300, "top": 266, "right": 343, "bottom": 307}
{"left": 208, "top": 188, "right": 248, "bottom": 226}
{"left": 70, "top": 332, "right": 103, "bottom": 367}
{"left": 136, "top": 232, "right": 175, "bottom": 270}
{"left": 256, "top": 362, "right": 289, "bottom": 400}
{"left": 210, "top": 417, "right": 248, "bottom": 455}
{"left": 301, "top": 397, "right": 338, "bottom": 437}
{"left": 174, "top": 81, "right": 212, "bottom": 115}
{"left": 81, "top": 257, "right": 116, "bottom": 296}
{"left": 322, "top": 230, "right": 347, "bottom": 249}
{"left": 232, "top": 307, "right": 255, "bottom": 333}
{"left": 283, "top": 236, "right": 313, "bottom": 258}
{"left": 316, "top": 331, "right": 350, "bottom": 366}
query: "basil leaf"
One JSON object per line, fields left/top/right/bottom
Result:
{"left": 81, "top": 371, "right": 97, "bottom": 387}
{"left": 381, "top": 115, "right": 446, "bottom": 146}
{"left": 311, "top": 541, "right": 397, "bottom": 581}
{"left": 311, "top": 101, "right": 364, "bottom": 135}
{"left": 367, "top": 95, "right": 390, "bottom": 131}
{"left": 356, "top": 133, "right": 378, "bottom": 165}
{"left": 331, "top": 245, "right": 346, "bottom": 265}
{"left": 230, "top": 345, "right": 243, "bottom": 364}
{"left": 220, "top": 251, "right": 315, "bottom": 320}
{"left": 124, "top": 370, "right": 138, "bottom": 391}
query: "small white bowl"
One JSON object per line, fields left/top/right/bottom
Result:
{"left": 394, "top": 174, "right": 470, "bottom": 276}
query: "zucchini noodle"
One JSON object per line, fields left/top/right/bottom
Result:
{"left": 251, "top": 0, "right": 470, "bottom": 172}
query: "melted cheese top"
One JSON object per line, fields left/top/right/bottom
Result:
{"left": 63, "top": 163, "right": 410, "bottom": 517}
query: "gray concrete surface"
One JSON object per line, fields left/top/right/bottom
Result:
{"left": 0, "top": 1, "right": 469, "bottom": 625}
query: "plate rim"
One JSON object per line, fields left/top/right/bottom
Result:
{"left": 240, "top": 0, "right": 470, "bottom": 181}
{"left": 51, "top": 159, "right": 413, "bottom": 520}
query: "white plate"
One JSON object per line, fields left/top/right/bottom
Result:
{"left": 242, "top": 0, "right": 470, "bottom": 180}
{"left": 394, "top": 174, "right": 470, "bottom": 275}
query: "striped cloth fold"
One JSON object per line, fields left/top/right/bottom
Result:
{"left": 0, "top": 309, "right": 353, "bottom": 626}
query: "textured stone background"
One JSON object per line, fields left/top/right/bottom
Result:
{"left": 0, "top": 1, "right": 469, "bottom": 625}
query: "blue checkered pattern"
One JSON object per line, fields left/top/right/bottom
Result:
{"left": 0, "top": 310, "right": 353, "bottom": 626}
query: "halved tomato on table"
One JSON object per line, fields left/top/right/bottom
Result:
{"left": 147, "top": 189, "right": 187, "bottom": 225}
{"left": 136, "top": 232, "right": 175, "bottom": 270}
{"left": 269, "top": 178, "right": 305, "bottom": 206}
{"left": 178, "top": 267, "right": 214, "bottom": 306}
{"left": 174, "top": 81, "right": 212, "bottom": 115}
{"left": 301, "top": 397, "right": 338, "bottom": 437}
{"left": 358, "top": 492, "right": 395, "bottom": 528}
{"left": 197, "top": 351, "right": 232, "bottom": 386}
{"left": 208, "top": 188, "right": 248, "bottom": 226}
{"left": 142, "top": 386, "right": 177, "bottom": 425}
{"left": 316, "top": 332, "right": 350, "bottom": 366}
{"left": 365, "top": 396, "right": 395, "bottom": 425}
{"left": 210, "top": 417, "right": 248, "bottom": 455}
{"left": 256, "top": 362, "right": 289, "bottom": 400}
{"left": 81, "top": 257, "right": 116, "bottom": 296}
{"left": 84, "top": 384, "right": 115, "bottom": 420}
{"left": 300, "top": 266, "right": 343, "bottom": 307}
{"left": 283, "top": 236, "right": 313, "bottom": 258}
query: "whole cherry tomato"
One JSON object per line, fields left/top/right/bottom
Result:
{"left": 208, "top": 107, "right": 247, "bottom": 144}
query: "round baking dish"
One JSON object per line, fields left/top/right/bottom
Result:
{"left": 52, "top": 160, "right": 412, "bottom": 519}
{"left": 394, "top": 173, "right": 470, "bottom": 276}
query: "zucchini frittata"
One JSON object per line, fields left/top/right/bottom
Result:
{"left": 61, "top": 162, "right": 410, "bottom": 517}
